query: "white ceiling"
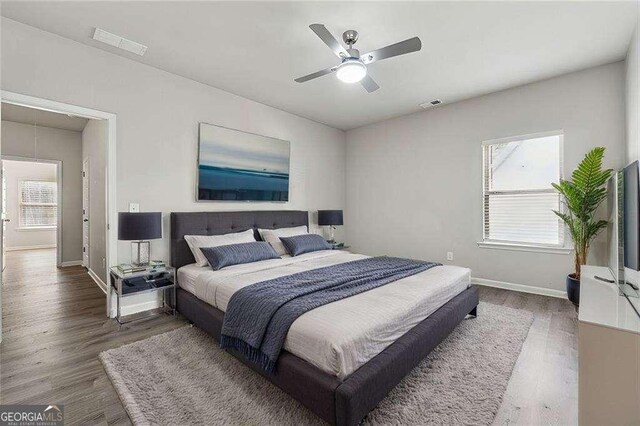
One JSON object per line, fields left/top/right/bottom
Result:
{"left": 1, "top": 103, "right": 89, "bottom": 132}
{"left": 2, "top": 1, "right": 638, "bottom": 130}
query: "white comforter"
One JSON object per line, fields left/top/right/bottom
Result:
{"left": 178, "top": 251, "right": 470, "bottom": 380}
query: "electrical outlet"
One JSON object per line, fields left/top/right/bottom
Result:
{"left": 446, "top": 252, "right": 454, "bottom": 261}
{"left": 102, "top": 258, "right": 106, "bottom": 268}
{"left": 129, "top": 203, "right": 139, "bottom": 213}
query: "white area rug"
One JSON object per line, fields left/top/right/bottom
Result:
{"left": 100, "top": 302, "right": 533, "bottom": 425}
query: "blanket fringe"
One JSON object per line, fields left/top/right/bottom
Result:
{"left": 220, "top": 335, "right": 277, "bottom": 373}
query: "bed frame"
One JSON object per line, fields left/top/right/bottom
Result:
{"left": 171, "top": 210, "right": 479, "bottom": 426}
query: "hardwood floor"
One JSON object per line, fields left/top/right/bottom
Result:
{"left": 484, "top": 286, "right": 578, "bottom": 426}
{"left": 0, "top": 249, "right": 187, "bottom": 425}
{"left": 0, "top": 249, "right": 578, "bottom": 425}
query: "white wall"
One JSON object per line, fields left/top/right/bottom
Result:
{"left": 346, "top": 62, "right": 626, "bottom": 293}
{"left": 3, "top": 159, "right": 57, "bottom": 250}
{"left": 0, "top": 18, "right": 346, "bottom": 269}
{"left": 82, "top": 119, "right": 107, "bottom": 281}
{"left": 1, "top": 120, "right": 83, "bottom": 263}
{"left": 627, "top": 25, "right": 639, "bottom": 164}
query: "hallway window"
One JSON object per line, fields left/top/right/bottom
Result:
{"left": 19, "top": 180, "right": 57, "bottom": 228}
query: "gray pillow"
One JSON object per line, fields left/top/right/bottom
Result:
{"left": 280, "top": 234, "right": 331, "bottom": 257}
{"left": 201, "top": 242, "right": 280, "bottom": 270}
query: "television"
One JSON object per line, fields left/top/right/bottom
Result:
{"left": 607, "top": 171, "right": 623, "bottom": 282}
{"left": 607, "top": 162, "right": 640, "bottom": 305}
{"left": 623, "top": 161, "right": 640, "bottom": 273}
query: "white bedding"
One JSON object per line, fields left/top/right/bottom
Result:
{"left": 178, "top": 250, "right": 470, "bottom": 380}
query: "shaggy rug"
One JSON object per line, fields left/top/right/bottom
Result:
{"left": 100, "top": 302, "right": 533, "bottom": 425}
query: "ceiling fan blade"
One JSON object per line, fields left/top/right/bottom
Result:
{"left": 361, "top": 37, "right": 422, "bottom": 64}
{"left": 360, "top": 75, "right": 380, "bottom": 93}
{"left": 309, "top": 24, "right": 349, "bottom": 58}
{"left": 294, "top": 66, "right": 337, "bottom": 83}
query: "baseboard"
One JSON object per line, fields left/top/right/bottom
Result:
{"left": 87, "top": 267, "right": 108, "bottom": 294}
{"left": 60, "top": 260, "right": 83, "bottom": 267}
{"left": 471, "top": 277, "right": 567, "bottom": 299}
{"left": 5, "top": 244, "right": 56, "bottom": 251}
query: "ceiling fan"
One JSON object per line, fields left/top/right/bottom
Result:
{"left": 294, "top": 24, "right": 422, "bottom": 93}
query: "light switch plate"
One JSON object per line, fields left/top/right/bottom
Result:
{"left": 129, "top": 203, "right": 139, "bottom": 213}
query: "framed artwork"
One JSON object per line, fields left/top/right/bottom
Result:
{"left": 197, "top": 123, "right": 290, "bottom": 201}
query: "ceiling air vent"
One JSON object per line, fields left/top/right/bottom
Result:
{"left": 92, "top": 28, "right": 148, "bottom": 56}
{"left": 419, "top": 99, "right": 443, "bottom": 109}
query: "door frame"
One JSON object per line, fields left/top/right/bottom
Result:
{"left": 1, "top": 156, "right": 63, "bottom": 267}
{"left": 1, "top": 90, "right": 117, "bottom": 321}
{"left": 82, "top": 157, "right": 90, "bottom": 269}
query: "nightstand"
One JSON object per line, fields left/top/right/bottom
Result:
{"left": 110, "top": 266, "right": 176, "bottom": 324}
{"left": 329, "top": 243, "right": 350, "bottom": 250}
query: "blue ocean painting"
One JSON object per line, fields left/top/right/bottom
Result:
{"left": 198, "top": 123, "right": 290, "bottom": 201}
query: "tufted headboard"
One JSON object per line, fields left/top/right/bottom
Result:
{"left": 170, "top": 210, "right": 309, "bottom": 268}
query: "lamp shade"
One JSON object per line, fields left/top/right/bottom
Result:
{"left": 118, "top": 212, "right": 162, "bottom": 240}
{"left": 318, "top": 210, "right": 343, "bottom": 226}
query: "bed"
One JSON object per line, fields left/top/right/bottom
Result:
{"left": 171, "top": 210, "right": 479, "bottom": 426}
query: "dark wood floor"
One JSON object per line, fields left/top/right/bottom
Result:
{"left": 0, "top": 248, "right": 578, "bottom": 425}
{"left": 0, "top": 249, "right": 187, "bottom": 425}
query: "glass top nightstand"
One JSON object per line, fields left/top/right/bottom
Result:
{"left": 329, "top": 242, "right": 350, "bottom": 250}
{"left": 109, "top": 266, "right": 176, "bottom": 324}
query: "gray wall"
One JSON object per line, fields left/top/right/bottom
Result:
{"left": 345, "top": 62, "right": 626, "bottom": 293}
{"left": 1, "top": 120, "right": 83, "bottom": 263}
{"left": 1, "top": 18, "right": 347, "bottom": 267}
{"left": 82, "top": 120, "right": 107, "bottom": 281}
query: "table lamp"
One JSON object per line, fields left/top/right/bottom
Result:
{"left": 318, "top": 210, "right": 343, "bottom": 243}
{"left": 118, "top": 212, "right": 162, "bottom": 266}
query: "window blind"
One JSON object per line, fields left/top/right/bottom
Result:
{"left": 482, "top": 133, "right": 563, "bottom": 246}
{"left": 19, "top": 180, "right": 57, "bottom": 228}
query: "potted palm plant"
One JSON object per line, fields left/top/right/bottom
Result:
{"left": 552, "top": 147, "right": 613, "bottom": 306}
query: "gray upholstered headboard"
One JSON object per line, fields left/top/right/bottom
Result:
{"left": 170, "top": 210, "right": 309, "bottom": 268}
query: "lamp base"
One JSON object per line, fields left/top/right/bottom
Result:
{"left": 131, "top": 241, "right": 150, "bottom": 266}
{"left": 326, "top": 225, "right": 336, "bottom": 244}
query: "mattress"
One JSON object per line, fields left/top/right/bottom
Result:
{"left": 177, "top": 251, "right": 470, "bottom": 380}
{"left": 176, "top": 263, "right": 207, "bottom": 295}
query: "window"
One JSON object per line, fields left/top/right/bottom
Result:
{"left": 19, "top": 180, "right": 57, "bottom": 229}
{"left": 482, "top": 132, "right": 564, "bottom": 247}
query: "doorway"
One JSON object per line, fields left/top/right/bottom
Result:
{"left": 0, "top": 158, "right": 62, "bottom": 269}
{"left": 0, "top": 91, "right": 117, "bottom": 344}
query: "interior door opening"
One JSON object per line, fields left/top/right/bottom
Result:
{"left": 0, "top": 93, "right": 117, "bottom": 346}
{"left": 0, "top": 157, "right": 62, "bottom": 269}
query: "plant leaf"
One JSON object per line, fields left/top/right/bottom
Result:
{"left": 554, "top": 147, "right": 612, "bottom": 276}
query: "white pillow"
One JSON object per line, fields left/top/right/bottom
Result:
{"left": 185, "top": 229, "right": 256, "bottom": 267}
{"left": 258, "top": 225, "right": 309, "bottom": 256}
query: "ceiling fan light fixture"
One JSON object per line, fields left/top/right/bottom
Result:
{"left": 336, "top": 60, "right": 366, "bottom": 83}
{"left": 295, "top": 24, "right": 421, "bottom": 93}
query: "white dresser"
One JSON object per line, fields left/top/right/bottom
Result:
{"left": 579, "top": 265, "right": 640, "bottom": 425}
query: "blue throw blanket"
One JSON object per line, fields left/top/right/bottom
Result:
{"left": 220, "top": 256, "right": 441, "bottom": 373}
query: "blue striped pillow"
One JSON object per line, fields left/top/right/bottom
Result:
{"left": 280, "top": 234, "right": 331, "bottom": 256}
{"left": 201, "top": 242, "right": 280, "bottom": 270}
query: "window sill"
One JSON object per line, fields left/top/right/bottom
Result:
{"left": 16, "top": 226, "right": 57, "bottom": 232}
{"left": 477, "top": 241, "right": 573, "bottom": 255}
